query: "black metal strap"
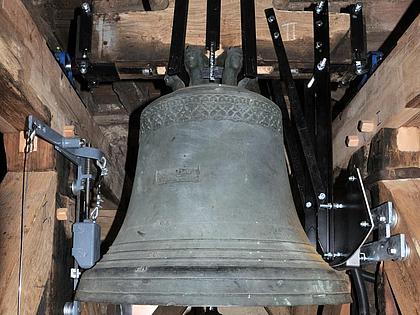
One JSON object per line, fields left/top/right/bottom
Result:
{"left": 240, "top": 0, "right": 257, "bottom": 78}
{"left": 206, "top": 0, "right": 221, "bottom": 82}
{"left": 265, "top": 8, "right": 326, "bottom": 205}
{"left": 348, "top": 3, "right": 367, "bottom": 75}
{"left": 167, "top": 0, "right": 189, "bottom": 76}
{"left": 312, "top": 0, "right": 333, "bottom": 254}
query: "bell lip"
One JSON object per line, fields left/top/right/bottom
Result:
{"left": 76, "top": 265, "right": 351, "bottom": 307}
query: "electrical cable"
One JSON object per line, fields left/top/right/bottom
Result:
{"left": 351, "top": 268, "right": 370, "bottom": 315}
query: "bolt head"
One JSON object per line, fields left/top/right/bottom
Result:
{"left": 318, "top": 193, "right": 326, "bottom": 200}
{"left": 273, "top": 32, "right": 280, "bottom": 39}
{"left": 379, "top": 216, "right": 386, "bottom": 222}
{"left": 315, "top": 41, "right": 323, "bottom": 49}
{"left": 360, "top": 221, "right": 370, "bottom": 227}
{"left": 315, "top": 20, "right": 323, "bottom": 28}
{"left": 305, "top": 201, "right": 312, "bottom": 208}
{"left": 354, "top": 2, "right": 362, "bottom": 13}
{"left": 268, "top": 16, "right": 275, "bottom": 23}
{"left": 348, "top": 176, "right": 357, "bottom": 182}
{"left": 81, "top": 2, "right": 90, "bottom": 13}
{"left": 387, "top": 248, "right": 397, "bottom": 255}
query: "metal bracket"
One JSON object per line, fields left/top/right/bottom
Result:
{"left": 75, "top": 2, "right": 93, "bottom": 76}
{"left": 360, "top": 234, "right": 410, "bottom": 264}
{"left": 346, "top": 201, "right": 409, "bottom": 266}
{"left": 240, "top": 0, "right": 257, "bottom": 79}
{"left": 205, "top": 0, "right": 221, "bottom": 82}
{"left": 26, "top": 115, "right": 107, "bottom": 194}
{"left": 166, "top": 0, "right": 189, "bottom": 88}
{"left": 345, "top": 2, "right": 367, "bottom": 75}
{"left": 371, "top": 201, "right": 398, "bottom": 239}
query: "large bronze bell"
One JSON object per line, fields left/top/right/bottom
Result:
{"left": 76, "top": 85, "right": 350, "bottom": 306}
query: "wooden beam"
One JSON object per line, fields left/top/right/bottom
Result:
{"left": 91, "top": 0, "right": 350, "bottom": 71}
{"left": 0, "top": 0, "right": 124, "bottom": 200}
{"left": 3, "top": 133, "right": 55, "bottom": 172}
{"left": 332, "top": 15, "right": 420, "bottom": 171}
{"left": 0, "top": 171, "right": 61, "bottom": 314}
{"left": 374, "top": 179, "right": 420, "bottom": 315}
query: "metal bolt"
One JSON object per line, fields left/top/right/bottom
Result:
{"left": 387, "top": 247, "right": 397, "bottom": 255}
{"left": 317, "top": 57, "right": 327, "bottom": 71}
{"left": 70, "top": 268, "right": 81, "bottom": 279}
{"left": 142, "top": 67, "right": 153, "bottom": 76}
{"left": 307, "top": 76, "right": 315, "bottom": 88}
{"left": 355, "top": 60, "right": 364, "bottom": 75}
{"left": 315, "top": 1, "right": 325, "bottom": 14}
{"left": 273, "top": 32, "right": 280, "bottom": 39}
{"left": 81, "top": 2, "right": 91, "bottom": 13}
{"left": 334, "top": 203, "right": 344, "bottom": 209}
{"left": 268, "top": 15, "right": 275, "bottom": 23}
{"left": 80, "top": 65, "right": 87, "bottom": 75}
{"left": 348, "top": 176, "right": 357, "bottom": 182}
{"left": 315, "top": 20, "right": 323, "bottom": 28}
{"left": 315, "top": 41, "right": 323, "bottom": 49}
{"left": 354, "top": 2, "right": 362, "bottom": 14}
{"left": 318, "top": 193, "right": 326, "bottom": 200}
{"left": 360, "top": 221, "right": 371, "bottom": 228}
{"left": 305, "top": 201, "right": 312, "bottom": 208}
{"left": 379, "top": 216, "right": 387, "bottom": 223}
{"left": 320, "top": 203, "right": 333, "bottom": 209}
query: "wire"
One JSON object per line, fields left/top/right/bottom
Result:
{"left": 17, "top": 136, "right": 32, "bottom": 315}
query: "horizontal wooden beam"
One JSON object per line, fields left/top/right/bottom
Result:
{"left": 0, "top": 0, "right": 125, "bottom": 200}
{"left": 91, "top": 0, "right": 351, "bottom": 72}
{"left": 332, "top": 15, "right": 420, "bottom": 171}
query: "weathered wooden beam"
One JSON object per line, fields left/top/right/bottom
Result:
{"left": 373, "top": 179, "right": 420, "bottom": 315}
{"left": 3, "top": 133, "right": 55, "bottom": 172}
{"left": 332, "top": 15, "right": 420, "bottom": 171}
{"left": 91, "top": 0, "right": 350, "bottom": 72}
{"left": 0, "top": 0, "right": 124, "bottom": 200}
{"left": 0, "top": 171, "right": 66, "bottom": 314}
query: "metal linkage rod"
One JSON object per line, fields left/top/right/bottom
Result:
{"left": 167, "top": 0, "right": 189, "bottom": 77}
{"left": 240, "top": 0, "right": 257, "bottom": 78}
{"left": 205, "top": 0, "right": 221, "bottom": 81}
{"left": 265, "top": 8, "right": 327, "bottom": 205}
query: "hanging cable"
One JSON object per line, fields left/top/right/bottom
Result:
{"left": 17, "top": 130, "right": 35, "bottom": 315}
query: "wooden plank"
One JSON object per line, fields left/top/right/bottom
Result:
{"left": 375, "top": 179, "right": 420, "bottom": 315}
{"left": 0, "top": 171, "right": 57, "bottom": 314}
{"left": 332, "top": 16, "right": 420, "bottom": 171}
{"left": 91, "top": 0, "right": 350, "bottom": 70}
{"left": 0, "top": 0, "right": 124, "bottom": 200}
